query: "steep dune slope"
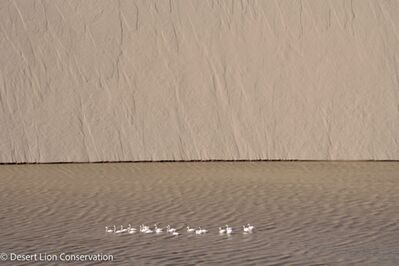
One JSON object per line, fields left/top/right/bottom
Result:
{"left": 1, "top": 0, "right": 398, "bottom": 162}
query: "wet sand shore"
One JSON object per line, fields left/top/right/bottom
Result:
{"left": 0, "top": 162, "right": 398, "bottom": 265}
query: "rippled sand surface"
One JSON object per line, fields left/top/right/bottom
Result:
{"left": 0, "top": 162, "right": 399, "bottom": 265}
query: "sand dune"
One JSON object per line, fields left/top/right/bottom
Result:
{"left": 1, "top": 0, "right": 399, "bottom": 162}
{"left": 0, "top": 162, "right": 398, "bottom": 265}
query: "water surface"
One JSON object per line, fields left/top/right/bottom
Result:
{"left": 0, "top": 162, "right": 398, "bottom": 265}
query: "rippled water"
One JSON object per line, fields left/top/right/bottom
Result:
{"left": 0, "top": 162, "right": 399, "bottom": 265}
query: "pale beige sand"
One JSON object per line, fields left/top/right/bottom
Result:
{"left": 1, "top": 1, "right": 399, "bottom": 162}
{"left": 0, "top": 162, "right": 398, "bottom": 265}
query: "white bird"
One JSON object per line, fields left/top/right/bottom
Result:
{"left": 105, "top": 226, "right": 114, "bottom": 233}
{"left": 144, "top": 229, "right": 153, "bottom": 233}
{"left": 247, "top": 224, "right": 255, "bottom": 231}
{"left": 243, "top": 225, "right": 251, "bottom": 233}
{"left": 172, "top": 232, "right": 179, "bottom": 236}
{"left": 121, "top": 225, "right": 128, "bottom": 233}
{"left": 167, "top": 225, "right": 176, "bottom": 233}
{"left": 219, "top": 227, "right": 226, "bottom": 234}
{"left": 140, "top": 224, "right": 150, "bottom": 233}
{"left": 195, "top": 227, "right": 207, "bottom": 234}
{"left": 128, "top": 224, "right": 137, "bottom": 234}
{"left": 187, "top": 226, "right": 195, "bottom": 233}
{"left": 226, "top": 225, "right": 233, "bottom": 234}
{"left": 154, "top": 224, "right": 163, "bottom": 233}
{"left": 115, "top": 225, "right": 125, "bottom": 234}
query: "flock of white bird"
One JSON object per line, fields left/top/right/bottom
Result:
{"left": 105, "top": 224, "right": 255, "bottom": 236}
